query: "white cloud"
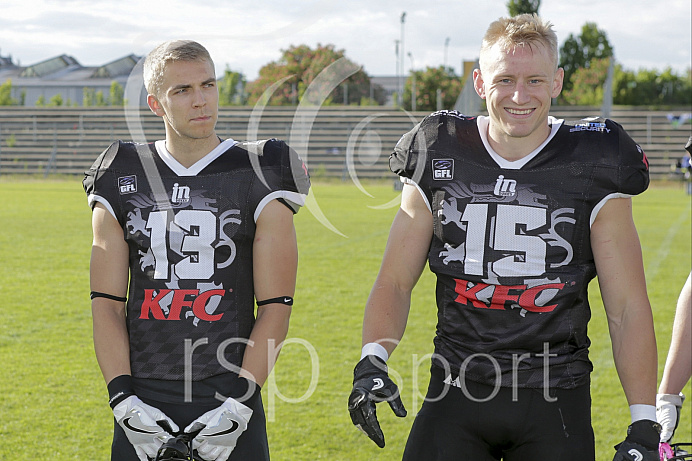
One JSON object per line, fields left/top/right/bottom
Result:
{"left": 0, "top": 0, "right": 689, "bottom": 78}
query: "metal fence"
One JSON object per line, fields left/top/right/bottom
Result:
{"left": 0, "top": 106, "right": 690, "bottom": 180}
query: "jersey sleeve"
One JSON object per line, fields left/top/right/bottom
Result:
{"left": 82, "top": 141, "right": 124, "bottom": 221}
{"left": 390, "top": 110, "right": 471, "bottom": 182}
{"left": 247, "top": 139, "right": 311, "bottom": 222}
{"left": 390, "top": 119, "right": 425, "bottom": 181}
{"left": 613, "top": 120, "right": 649, "bottom": 196}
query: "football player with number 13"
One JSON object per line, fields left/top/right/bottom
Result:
{"left": 84, "top": 40, "right": 309, "bottom": 461}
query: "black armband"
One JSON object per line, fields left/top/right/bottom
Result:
{"left": 107, "top": 374, "right": 136, "bottom": 409}
{"left": 91, "top": 291, "right": 127, "bottom": 303}
{"left": 257, "top": 296, "right": 293, "bottom": 306}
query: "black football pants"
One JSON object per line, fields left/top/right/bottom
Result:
{"left": 402, "top": 366, "right": 595, "bottom": 461}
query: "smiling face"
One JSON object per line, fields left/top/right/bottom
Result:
{"left": 474, "top": 41, "right": 564, "bottom": 159}
{"left": 147, "top": 58, "right": 219, "bottom": 149}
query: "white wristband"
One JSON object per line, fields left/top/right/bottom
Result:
{"left": 630, "top": 404, "right": 657, "bottom": 423}
{"left": 361, "top": 343, "right": 389, "bottom": 362}
{"left": 657, "top": 393, "right": 684, "bottom": 408}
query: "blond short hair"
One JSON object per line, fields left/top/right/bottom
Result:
{"left": 143, "top": 40, "right": 214, "bottom": 97}
{"left": 479, "top": 14, "right": 559, "bottom": 70}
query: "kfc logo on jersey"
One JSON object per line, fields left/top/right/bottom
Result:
{"left": 454, "top": 278, "right": 565, "bottom": 314}
{"left": 171, "top": 183, "right": 191, "bottom": 204}
{"left": 433, "top": 159, "right": 454, "bottom": 180}
{"left": 139, "top": 288, "right": 226, "bottom": 322}
{"left": 118, "top": 175, "right": 137, "bottom": 194}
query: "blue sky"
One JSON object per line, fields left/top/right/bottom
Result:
{"left": 1, "top": 0, "right": 690, "bottom": 79}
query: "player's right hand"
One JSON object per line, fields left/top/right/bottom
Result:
{"left": 348, "top": 355, "right": 406, "bottom": 448}
{"left": 656, "top": 393, "right": 685, "bottom": 442}
{"left": 112, "top": 395, "right": 179, "bottom": 461}
{"left": 184, "top": 397, "right": 253, "bottom": 461}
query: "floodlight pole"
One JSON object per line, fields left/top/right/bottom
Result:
{"left": 399, "top": 11, "right": 406, "bottom": 107}
{"left": 444, "top": 37, "right": 450, "bottom": 72}
{"left": 408, "top": 52, "right": 416, "bottom": 112}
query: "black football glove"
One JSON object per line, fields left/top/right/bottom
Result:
{"left": 613, "top": 420, "right": 661, "bottom": 461}
{"left": 348, "top": 355, "right": 406, "bottom": 448}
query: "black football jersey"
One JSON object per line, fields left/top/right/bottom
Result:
{"left": 84, "top": 139, "right": 310, "bottom": 381}
{"left": 390, "top": 110, "right": 649, "bottom": 389}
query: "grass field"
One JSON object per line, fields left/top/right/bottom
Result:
{"left": 0, "top": 178, "right": 690, "bottom": 460}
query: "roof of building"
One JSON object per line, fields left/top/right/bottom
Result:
{"left": 91, "top": 54, "right": 140, "bottom": 78}
{"left": 20, "top": 54, "right": 80, "bottom": 78}
{"left": 0, "top": 53, "right": 141, "bottom": 83}
{"left": 0, "top": 50, "right": 17, "bottom": 69}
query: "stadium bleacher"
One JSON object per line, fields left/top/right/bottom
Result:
{"left": 0, "top": 106, "right": 689, "bottom": 180}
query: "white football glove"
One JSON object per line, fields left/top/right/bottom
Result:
{"left": 113, "top": 395, "right": 179, "bottom": 461}
{"left": 656, "top": 393, "right": 685, "bottom": 442}
{"left": 184, "top": 397, "right": 253, "bottom": 461}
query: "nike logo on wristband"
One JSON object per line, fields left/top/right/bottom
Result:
{"left": 207, "top": 420, "right": 239, "bottom": 437}
{"left": 123, "top": 417, "right": 160, "bottom": 434}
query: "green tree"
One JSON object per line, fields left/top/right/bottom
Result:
{"left": 613, "top": 66, "right": 692, "bottom": 107}
{"left": 246, "top": 44, "right": 376, "bottom": 106}
{"left": 404, "top": 66, "right": 463, "bottom": 112}
{"left": 0, "top": 79, "right": 17, "bottom": 105}
{"left": 654, "top": 67, "right": 692, "bottom": 106}
{"left": 109, "top": 81, "right": 124, "bottom": 106}
{"left": 560, "top": 57, "right": 610, "bottom": 105}
{"left": 95, "top": 90, "right": 107, "bottom": 106}
{"left": 35, "top": 95, "right": 46, "bottom": 107}
{"left": 83, "top": 87, "right": 95, "bottom": 107}
{"left": 48, "top": 94, "right": 64, "bottom": 107}
{"left": 218, "top": 66, "right": 247, "bottom": 106}
{"left": 559, "top": 22, "right": 613, "bottom": 95}
{"left": 507, "top": 0, "right": 540, "bottom": 16}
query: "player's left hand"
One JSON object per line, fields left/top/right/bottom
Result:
{"left": 184, "top": 397, "right": 253, "bottom": 461}
{"left": 612, "top": 420, "right": 661, "bottom": 461}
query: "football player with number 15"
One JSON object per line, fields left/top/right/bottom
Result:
{"left": 349, "top": 14, "right": 660, "bottom": 461}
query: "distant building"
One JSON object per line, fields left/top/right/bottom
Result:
{"left": 0, "top": 50, "right": 405, "bottom": 107}
{"left": 0, "top": 52, "right": 15, "bottom": 68}
{"left": 0, "top": 53, "right": 144, "bottom": 106}
{"left": 370, "top": 76, "right": 399, "bottom": 106}
{"left": 453, "top": 60, "right": 482, "bottom": 115}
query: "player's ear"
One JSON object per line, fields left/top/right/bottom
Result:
{"left": 147, "top": 94, "right": 164, "bottom": 117}
{"left": 551, "top": 67, "right": 564, "bottom": 99}
{"left": 473, "top": 68, "right": 486, "bottom": 99}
